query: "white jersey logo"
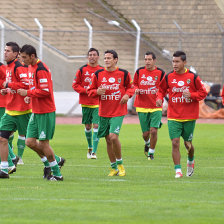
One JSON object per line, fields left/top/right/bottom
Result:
{"left": 147, "top": 76, "right": 153, "bottom": 81}
{"left": 109, "top": 77, "right": 115, "bottom": 83}
{"left": 177, "top": 81, "right": 184, "bottom": 86}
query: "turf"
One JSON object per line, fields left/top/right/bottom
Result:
{"left": 0, "top": 123, "right": 223, "bottom": 224}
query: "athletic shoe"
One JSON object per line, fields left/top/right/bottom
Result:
{"left": 186, "top": 161, "right": 195, "bottom": 177}
{"left": 118, "top": 164, "right": 126, "bottom": 176}
{"left": 8, "top": 165, "right": 16, "bottom": 174}
{"left": 147, "top": 154, "right": 154, "bottom": 160}
{"left": 58, "top": 157, "right": 66, "bottom": 169}
{"left": 47, "top": 175, "right": 63, "bottom": 181}
{"left": 108, "top": 169, "right": 119, "bottom": 176}
{"left": 175, "top": 172, "right": 183, "bottom": 178}
{"left": 17, "top": 158, "right": 24, "bottom": 165}
{"left": 43, "top": 167, "right": 52, "bottom": 179}
{"left": 144, "top": 145, "right": 149, "bottom": 157}
{"left": 87, "top": 149, "right": 92, "bottom": 159}
{"left": 91, "top": 153, "right": 97, "bottom": 159}
{"left": 0, "top": 170, "right": 9, "bottom": 178}
{"left": 12, "top": 156, "right": 19, "bottom": 166}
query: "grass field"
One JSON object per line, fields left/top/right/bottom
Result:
{"left": 0, "top": 123, "right": 223, "bottom": 224}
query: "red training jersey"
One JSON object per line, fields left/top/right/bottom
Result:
{"left": 72, "top": 64, "right": 103, "bottom": 106}
{"left": 27, "top": 60, "right": 56, "bottom": 114}
{"left": 87, "top": 67, "right": 134, "bottom": 117}
{"left": 5, "top": 59, "right": 30, "bottom": 111}
{"left": 0, "top": 63, "right": 6, "bottom": 107}
{"left": 221, "top": 85, "right": 224, "bottom": 105}
{"left": 157, "top": 69, "right": 207, "bottom": 120}
{"left": 133, "top": 66, "right": 165, "bottom": 109}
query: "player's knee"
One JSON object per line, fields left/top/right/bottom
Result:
{"left": 26, "top": 138, "right": 36, "bottom": 148}
{"left": 109, "top": 133, "right": 118, "bottom": 142}
{"left": 142, "top": 131, "right": 149, "bottom": 140}
{"left": 172, "top": 138, "right": 179, "bottom": 148}
{"left": 150, "top": 128, "right": 157, "bottom": 136}
{"left": 0, "top": 136, "right": 9, "bottom": 144}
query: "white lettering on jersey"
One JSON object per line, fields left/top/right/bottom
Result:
{"left": 100, "top": 84, "right": 120, "bottom": 90}
{"left": 171, "top": 95, "right": 192, "bottom": 103}
{"left": 140, "top": 80, "right": 156, "bottom": 86}
{"left": 172, "top": 86, "right": 189, "bottom": 93}
{"left": 39, "top": 78, "right": 47, "bottom": 83}
{"left": 138, "top": 87, "right": 158, "bottom": 94}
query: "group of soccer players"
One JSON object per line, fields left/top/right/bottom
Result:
{"left": 0, "top": 41, "right": 221, "bottom": 180}
{"left": 73, "top": 48, "right": 210, "bottom": 178}
{"left": 0, "top": 42, "right": 65, "bottom": 180}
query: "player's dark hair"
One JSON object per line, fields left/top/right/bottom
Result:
{"left": 145, "top": 51, "right": 156, "bottom": 59}
{"left": 173, "top": 51, "right": 186, "bottom": 61}
{"left": 104, "top": 50, "right": 118, "bottom": 59}
{"left": 88, "top": 48, "right": 99, "bottom": 56}
{"left": 6, "top": 42, "right": 20, "bottom": 53}
{"left": 20, "top": 44, "right": 37, "bottom": 57}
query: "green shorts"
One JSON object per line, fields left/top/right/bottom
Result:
{"left": 82, "top": 107, "right": 99, "bottom": 125}
{"left": 168, "top": 120, "right": 196, "bottom": 141}
{"left": 26, "top": 112, "right": 56, "bottom": 140}
{"left": 138, "top": 111, "right": 162, "bottom": 133}
{"left": 97, "top": 116, "right": 124, "bottom": 138}
{"left": 0, "top": 107, "right": 5, "bottom": 119}
{"left": 0, "top": 113, "right": 31, "bottom": 135}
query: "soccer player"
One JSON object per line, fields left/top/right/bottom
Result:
{"left": 156, "top": 51, "right": 207, "bottom": 178}
{"left": 72, "top": 48, "right": 103, "bottom": 159}
{"left": 18, "top": 44, "right": 63, "bottom": 181}
{"left": 221, "top": 85, "right": 224, "bottom": 105}
{"left": 133, "top": 51, "right": 165, "bottom": 160}
{"left": 0, "top": 42, "right": 31, "bottom": 178}
{"left": 87, "top": 50, "right": 134, "bottom": 176}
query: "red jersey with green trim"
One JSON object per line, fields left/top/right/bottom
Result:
{"left": 5, "top": 59, "right": 30, "bottom": 111}
{"left": 0, "top": 63, "right": 6, "bottom": 107}
{"left": 27, "top": 60, "right": 56, "bottom": 114}
{"left": 157, "top": 69, "right": 207, "bottom": 119}
{"left": 87, "top": 67, "right": 134, "bottom": 117}
{"left": 133, "top": 66, "right": 165, "bottom": 108}
{"left": 72, "top": 64, "right": 103, "bottom": 105}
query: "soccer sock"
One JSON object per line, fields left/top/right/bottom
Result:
{"left": 85, "top": 128, "right": 92, "bottom": 149}
{"left": 116, "top": 158, "right": 123, "bottom": 165}
{"left": 49, "top": 160, "right": 62, "bottom": 177}
{"left": 111, "top": 162, "right": 118, "bottom": 170}
{"left": 92, "top": 128, "right": 99, "bottom": 154}
{"left": 17, "top": 136, "right": 26, "bottom": 158}
{"left": 145, "top": 138, "right": 150, "bottom": 147}
{"left": 41, "top": 157, "right": 50, "bottom": 167}
{"left": 8, "top": 134, "right": 14, "bottom": 149}
{"left": 174, "top": 164, "right": 182, "bottom": 173}
{"left": 1, "top": 161, "right": 8, "bottom": 174}
{"left": 148, "top": 148, "right": 155, "bottom": 156}
{"left": 8, "top": 143, "right": 16, "bottom": 160}
{"left": 54, "top": 154, "right": 60, "bottom": 164}
{"left": 7, "top": 154, "right": 14, "bottom": 167}
{"left": 187, "top": 156, "right": 194, "bottom": 165}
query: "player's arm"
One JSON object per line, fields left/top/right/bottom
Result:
{"left": 133, "top": 71, "right": 140, "bottom": 94}
{"left": 156, "top": 76, "right": 168, "bottom": 107}
{"left": 0, "top": 65, "right": 6, "bottom": 89}
{"left": 189, "top": 76, "right": 208, "bottom": 101}
{"left": 72, "top": 70, "right": 87, "bottom": 94}
{"left": 6, "top": 67, "right": 29, "bottom": 90}
{"left": 120, "top": 72, "right": 134, "bottom": 104}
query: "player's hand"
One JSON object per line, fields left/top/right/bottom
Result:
{"left": 97, "top": 87, "right": 106, "bottom": 95}
{"left": 120, "top": 94, "right": 129, "bottom": 104}
{"left": 1, "top": 89, "right": 7, "bottom": 95}
{"left": 183, "top": 89, "right": 191, "bottom": 98}
{"left": 17, "top": 89, "right": 28, "bottom": 96}
{"left": 156, "top": 99, "right": 162, "bottom": 107}
{"left": 24, "top": 96, "right": 30, "bottom": 104}
{"left": 135, "top": 89, "right": 140, "bottom": 94}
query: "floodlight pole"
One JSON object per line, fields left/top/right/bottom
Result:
{"left": 132, "top": 19, "right": 141, "bottom": 72}
{"left": 0, "top": 20, "right": 5, "bottom": 62}
{"left": 84, "top": 18, "right": 92, "bottom": 50}
{"left": 173, "top": 20, "right": 182, "bottom": 51}
{"left": 34, "top": 18, "right": 43, "bottom": 60}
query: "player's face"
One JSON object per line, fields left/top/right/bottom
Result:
{"left": 144, "top": 54, "right": 155, "bottom": 70}
{"left": 4, "top": 46, "right": 18, "bottom": 63}
{"left": 104, "top": 53, "right": 117, "bottom": 69}
{"left": 172, "top": 56, "right": 186, "bottom": 74}
{"left": 20, "top": 52, "right": 34, "bottom": 66}
{"left": 88, "top": 51, "right": 99, "bottom": 65}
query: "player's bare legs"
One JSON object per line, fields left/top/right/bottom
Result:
{"left": 184, "top": 141, "right": 195, "bottom": 177}
{"left": 172, "top": 138, "right": 183, "bottom": 178}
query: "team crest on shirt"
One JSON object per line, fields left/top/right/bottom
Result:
{"left": 118, "top": 78, "right": 121, "bottom": 83}
{"left": 155, "top": 76, "right": 158, "bottom": 81}
{"left": 109, "top": 77, "right": 115, "bottom": 83}
{"left": 141, "top": 74, "right": 146, "bottom": 79}
{"left": 102, "top": 77, "right": 107, "bottom": 82}
{"left": 187, "top": 79, "right": 191, "bottom": 84}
